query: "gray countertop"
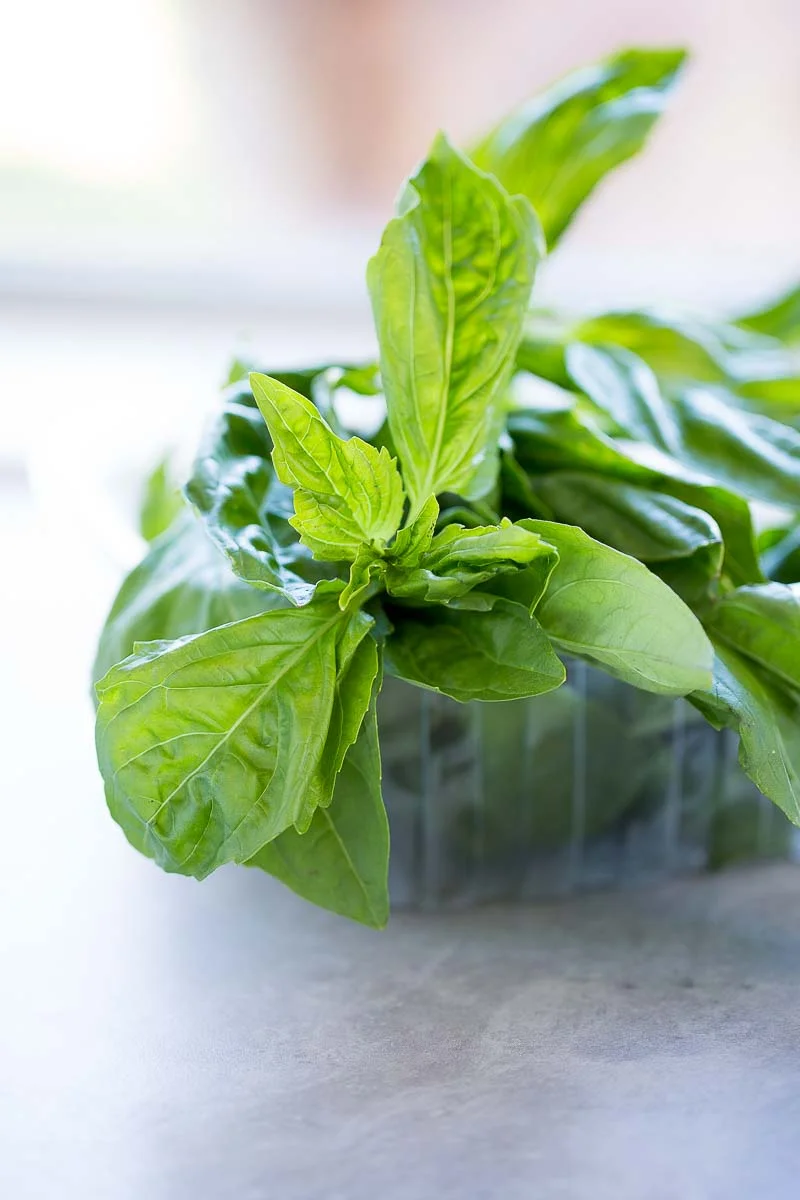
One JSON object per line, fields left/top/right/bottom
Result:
{"left": 3, "top": 483, "right": 800, "bottom": 1200}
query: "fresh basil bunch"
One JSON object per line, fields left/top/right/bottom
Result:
{"left": 93, "top": 46, "right": 800, "bottom": 926}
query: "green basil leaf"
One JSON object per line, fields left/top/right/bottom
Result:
{"left": 251, "top": 372, "right": 405, "bottom": 562}
{"left": 572, "top": 308, "right": 800, "bottom": 417}
{"left": 531, "top": 472, "right": 721, "bottom": 563}
{"left": 508, "top": 406, "right": 762, "bottom": 585}
{"left": 560, "top": 337, "right": 800, "bottom": 490}
{"left": 385, "top": 518, "right": 557, "bottom": 604}
{"left": 737, "top": 283, "right": 800, "bottom": 345}
{"left": 566, "top": 342, "right": 680, "bottom": 452}
{"left": 368, "top": 133, "right": 541, "bottom": 512}
{"left": 762, "top": 524, "right": 800, "bottom": 583}
{"left": 574, "top": 309, "right": 732, "bottom": 386}
{"left": 384, "top": 598, "right": 565, "bottom": 702}
{"left": 387, "top": 495, "right": 440, "bottom": 566}
{"left": 530, "top": 472, "right": 723, "bottom": 604}
{"left": 690, "top": 639, "right": 800, "bottom": 825}
{"left": 523, "top": 307, "right": 800, "bottom": 423}
{"left": 246, "top": 672, "right": 389, "bottom": 928}
{"left": 472, "top": 47, "right": 686, "bottom": 248}
{"left": 92, "top": 512, "right": 272, "bottom": 689}
{"left": 521, "top": 520, "right": 714, "bottom": 694}
{"left": 186, "top": 380, "right": 335, "bottom": 604}
{"left": 95, "top": 599, "right": 378, "bottom": 878}
{"left": 340, "top": 550, "right": 386, "bottom": 610}
{"left": 709, "top": 583, "right": 800, "bottom": 692}
{"left": 671, "top": 387, "right": 800, "bottom": 508}
{"left": 139, "top": 456, "right": 183, "bottom": 544}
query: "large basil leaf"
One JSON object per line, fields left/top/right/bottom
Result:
{"left": 368, "top": 133, "right": 541, "bottom": 512}
{"left": 672, "top": 387, "right": 800, "bottom": 508}
{"left": 385, "top": 518, "right": 557, "bottom": 605}
{"left": 92, "top": 512, "right": 271, "bottom": 688}
{"left": 521, "top": 520, "right": 714, "bottom": 694}
{"left": 564, "top": 341, "right": 800, "bottom": 504}
{"left": 186, "top": 380, "right": 338, "bottom": 604}
{"left": 508, "top": 405, "right": 762, "bottom": 585}
{"left": 531, "top": 472, "right": 722, "bottom": 603}
{"left": 566, "top": 342, "right": 679, "bottom": 451}
{"left": 574, "top": 309, "right": 735, "bottom": 386}
{"left": 709, "top": 583, "right": 800, "bottom": 692}
{"left": 95, "top": 599, "right": 378, "bottom": 877}
{"left": 522, "top": 307, "right": 800, "bottom": 421}
{"left": 572, "top": 309, "right": 800, "bottom": 419}
{"left": 690, "top": 640, "right": 800, "bottom": 825}
{"left": 384, "top": 598, "right": 565, "bottom": 702}
{"left": 251, "top": 372, "right": 404, "bottom": 563}
{"left": 472, "top": 47, "right": 686, "bottom": 248}
{"left": 508, "top": 402, "right": 650, "bottom": 476}
{"left": 247, "top": 671, "right": 389, "bottom": 928}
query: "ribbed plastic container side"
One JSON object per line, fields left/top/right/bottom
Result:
{"left": 380, "top": 662, "right": 799, "bottom": 910}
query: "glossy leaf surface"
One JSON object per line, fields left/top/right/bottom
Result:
{"left": 368, "top": 133, "right": 540, "bottom": 512}
{"left": 522, "top": 520, "right": 714, "bottom": 694}
{"left": 92, "top": 513, "right": 271, "bottom": 688}
{"left": 96, "top": 601, "right": 377, "bottom": 877}
{"left": 247, "top": 673, "right": 389, "bottom": 928}
{"left": 472, "top": 47, "right": 686, "bottom": 247}
{"left": 384, "top": 598, "right": 565, "bottom": 702}
{"left": 251, "top": 372, "right": 405, "bottom": 561}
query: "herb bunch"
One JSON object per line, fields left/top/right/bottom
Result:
{"left": 94, "top": 47, "right": 800, "bottom": 925}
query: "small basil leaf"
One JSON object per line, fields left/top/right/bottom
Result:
{"left": 387, "top": 495, "right": 440, "bottom": 565}
{"left": 368, "top": 132, "right": 541, "bottom": 513}
{"left": 92, "top": 512, "right": 272, "bottom": 689}
{"left": 341, "top": 550, "right": 386, "bottom": 610}
{"left": 139, "top": 456, "right": 183, "bottom": 543}
{"left": 186, "top": 381, "right": 334, "bottom": 604}
{"left": 472, "top": 47, "right": 686, "bottom": 248}
{"left": 251, "top": 372, "right": 405, "bottom": 561}
{"left": 384, "top": 597, "right": 565, "bottom": 703}
{"left": 709, "top": 583, "right": 800, "bottom": 692}
{"left": 385, "top": 518, "right": 557, "bottom": 604}
{"left": 566, "top": 342, "right": 680, "bottom": 452}
{"left": 521, "top": 520, "right": 714, "bottom": 694}
{"left": 690, "top": 639, "right": 800, "bottom": 825}
{"left": 95, "top": 600, "right": 377, "bottom": 878}
{"left": 246, "top": 669, "right": 389, "bottom": 929}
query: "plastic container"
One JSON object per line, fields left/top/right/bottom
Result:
{"left": 35, "top": 434, "right": 796, "bottom": 911}
{"left": 381, "top": 660, "right": 799, "bottom": 909}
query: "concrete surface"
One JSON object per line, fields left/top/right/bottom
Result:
{"left": 3, "top": 483, "right": 800, "bottom": 1200}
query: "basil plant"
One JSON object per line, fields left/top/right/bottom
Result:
{"left": 94, "top": 47, "right": 800, "bottom": 926}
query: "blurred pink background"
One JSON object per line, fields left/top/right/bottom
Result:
{"left": 2, "top": 0, "right": 799, "bottom": 485}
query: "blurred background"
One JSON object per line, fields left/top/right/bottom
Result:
{"left": 3, "top": 0, "right": 800, "bottom": 485}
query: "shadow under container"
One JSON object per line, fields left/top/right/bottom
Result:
{"left": 380, "top": 660, "right": 798, "bottom": 910}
